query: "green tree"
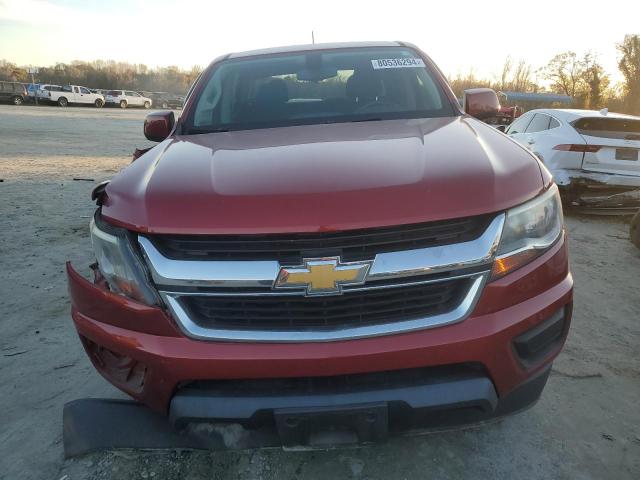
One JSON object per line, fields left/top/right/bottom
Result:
{"left": 617, "top": 34, "right": 640, "bottom": 114}
{"left": 582, "top": 52, "right": 610, "bottom": 109}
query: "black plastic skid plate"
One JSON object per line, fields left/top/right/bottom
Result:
{"left": 63, "top": 399, "right": 282, "bottom": 457}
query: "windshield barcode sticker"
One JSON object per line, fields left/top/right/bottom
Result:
{"left": 371, "top": 58, "right": 426, "bottom": 69}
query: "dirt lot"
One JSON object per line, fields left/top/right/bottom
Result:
{"left": 0, "top": 104, "right": 639, "bottom": 480}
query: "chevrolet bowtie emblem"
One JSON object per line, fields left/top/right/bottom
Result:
{"left": 274, "top": 257, "right": 372, "bottom": 296}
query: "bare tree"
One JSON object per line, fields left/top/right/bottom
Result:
{"left": 0, "top": 59, "right": 203, "bottom": 94}
{"left": 541, "top": 51, "right": 585, "bottom": 98}
{"left": 500, "top": 57, "right": 512, "bottom": 91}
{"left": 512, "top": 60, "right": 534, "bottom": 92}
{"left": 495, "top": 57, "right": 535, "bottom": 92}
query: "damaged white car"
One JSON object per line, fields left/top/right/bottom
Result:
{"left": 506, "top": 108, "right": 640, "bottom": 213}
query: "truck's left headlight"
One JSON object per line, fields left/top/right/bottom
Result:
{"left": 491, "top": 184, "right": 564, "bottom": 280}
{"left": 90, "top": 213, "right": 159, "bottom": 305}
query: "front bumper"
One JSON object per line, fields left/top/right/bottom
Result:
{"left": 67, "top": 235, "right": 572, "bottom": 418}
{"left": 63, "top": 365, "right": 551, "bottom": 456}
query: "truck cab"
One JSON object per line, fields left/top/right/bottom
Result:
{"left": 48, "top": 85, "right": 104, "bottom": 107}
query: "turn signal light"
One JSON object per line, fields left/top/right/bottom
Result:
{"left": 491, "top": 250, "right": 540, "bottom": 280}
{"left": 553, "top": 144, "right": 601, "bottom": 153}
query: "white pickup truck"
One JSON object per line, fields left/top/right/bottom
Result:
{"left": 48, "top": 85, "right": 105, "bottom": 107}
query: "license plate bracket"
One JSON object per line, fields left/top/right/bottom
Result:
{"left": 274, "top": 403, "right": 389, "bottom": 447}
{"left": 615, "top": 148, "right": 638, "bottom": 161}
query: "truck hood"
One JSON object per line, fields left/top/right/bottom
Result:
{"left": 103, "top": 116, "right": 544, "bottom": 234}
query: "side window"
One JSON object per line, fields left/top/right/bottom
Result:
{"left": 125, "top": 91, "right": 139, "bottom": 97}
{"left": 62, "top": 85, "right": 72, "bottom": 92}
{"left": 507, "top": 113, "right": 533, "bottom": 134}
{"left": 73, "top": 86, "right": 80, "bottom": 93}
{"left": 80, "top": 87, "right": 90, "bottom": 94}
{"left": 549, "top": 117, "right": 560, "bottom": 129}
{"left": 525, "top": 114, "right": 551, "bottom": 133}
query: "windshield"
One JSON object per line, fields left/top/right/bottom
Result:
{"left": 187, "top": 47, "right": 455, "bottom": 133}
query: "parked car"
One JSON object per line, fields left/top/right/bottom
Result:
{"left": 36, "top": 84, "right": 62, "bottom": 100}
{"left": 105, "top": 90, "right": 152, "bottom": 109}
{"left": 495, "top": 105, "right": 522, "bottom": 125}
{"left": 67, "top": 42, "right": 572, "bottom": 447}
{"left": 25, "top": 83, "right": 40, "bottom": 100}
{"left": 47, "top": 85, "right": 105, "bottom": 107}
{"left": 90, "top": 88, "right": 111, "bottom": 97}
{"left": 506, "top": 109, "right": 640, "bottom": 212}
{"left": 0, "top": 81, "right": 28, "bottom": 105}
{"left": 139, "top": 91, "right": 184, "bottom": 109}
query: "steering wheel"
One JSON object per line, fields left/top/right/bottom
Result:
{"left": 353, "top": 99, "right": 401, "bottom": 114}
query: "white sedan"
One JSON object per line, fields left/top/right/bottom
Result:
{"left": 105, "top": 90, "right": 152, "bottom": 109}
{"left": 505, "top": 108, "right": 640, "bottom": 211}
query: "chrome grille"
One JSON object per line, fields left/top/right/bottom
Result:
{"left": 140, "top": 214, "right": 505, "bottom": 342}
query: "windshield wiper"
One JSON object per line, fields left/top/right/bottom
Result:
{"left": 350, "top": 117, "right": 384, "bottom": 123}
{"left": 186, "top": 127, "right": 230, "bottom": 134}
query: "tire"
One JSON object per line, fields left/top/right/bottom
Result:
{"left": 12, "top": 95, "right": 23, "bottom": 105}
{"left": 94, "top": 98, "right": 104, "bottom": 108}
{"left": 58, "top": 97, "right": 68, "bottom": 107}
{"left": 162, "top": 102, "right": 169, "bottom": 109}
{"left": 631, "top": 210, "right": 640, "bottom": 249}
{"left": 120, "top": 100, "right": 127, "bottom": 109}
{"left": 144, "top": 101, "right": 151, "bottom": 109}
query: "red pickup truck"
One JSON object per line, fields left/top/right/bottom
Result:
{"left": 67, "top": 42, "right": 572, "bottom": 446}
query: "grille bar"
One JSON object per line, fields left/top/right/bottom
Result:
{"left": 148, "top": 214, "right": 494, "bottom": 264}
{"left": 181, "top": 278, "right": 469, "bottom": 331}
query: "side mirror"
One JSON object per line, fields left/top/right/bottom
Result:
{"left": 463, "top": 88, "right": 500, "bottom": 120}
{"left": 144, "top": 111, "right": 175, "bottom": 142}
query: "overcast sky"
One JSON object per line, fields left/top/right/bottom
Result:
{"left": 0, "top": 0, "right": 638, "bottom": 84}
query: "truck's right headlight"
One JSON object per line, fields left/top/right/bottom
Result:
{"left": 491, "top": 184, "right": 564, "bottom": 280}
{"left": 90, "top": 212, "right": 159, "bottom": 305}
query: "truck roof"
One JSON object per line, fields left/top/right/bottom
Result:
{"left": 227, "top": 41, "right": 406, "bottom": 59}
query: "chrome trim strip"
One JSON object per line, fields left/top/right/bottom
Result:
{"left": 138, "top": 236, "right": 280, "bottom": 288}
{"left": 367, "top": 214, "right": 504, "bottom": 281}
{"left": 160, "top": 274, "right": 487, "bottom": 342}
{"left": 159, "top": 270, "right": 487, "bottom": 297}
{"left": 139, "top": 214, "right": 505, "bottom": 290}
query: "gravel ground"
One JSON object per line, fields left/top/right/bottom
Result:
{"left": 0, "top": 104, "right": 639, "bottom": 480}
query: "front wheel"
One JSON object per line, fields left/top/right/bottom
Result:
{"left": 119, "top": 100, "right": 127, "bottom": 109}
{"left": 58, "top": 97, "right": 68, "bottom": 107}
{"left": 94, "top": 98, "right": 104, "bottom": 108}
{"left": 144, "top": 101, "right": 151, "bottom": 109}
{"left": 13, "top": 95, "right": 24, "bottom": 105}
